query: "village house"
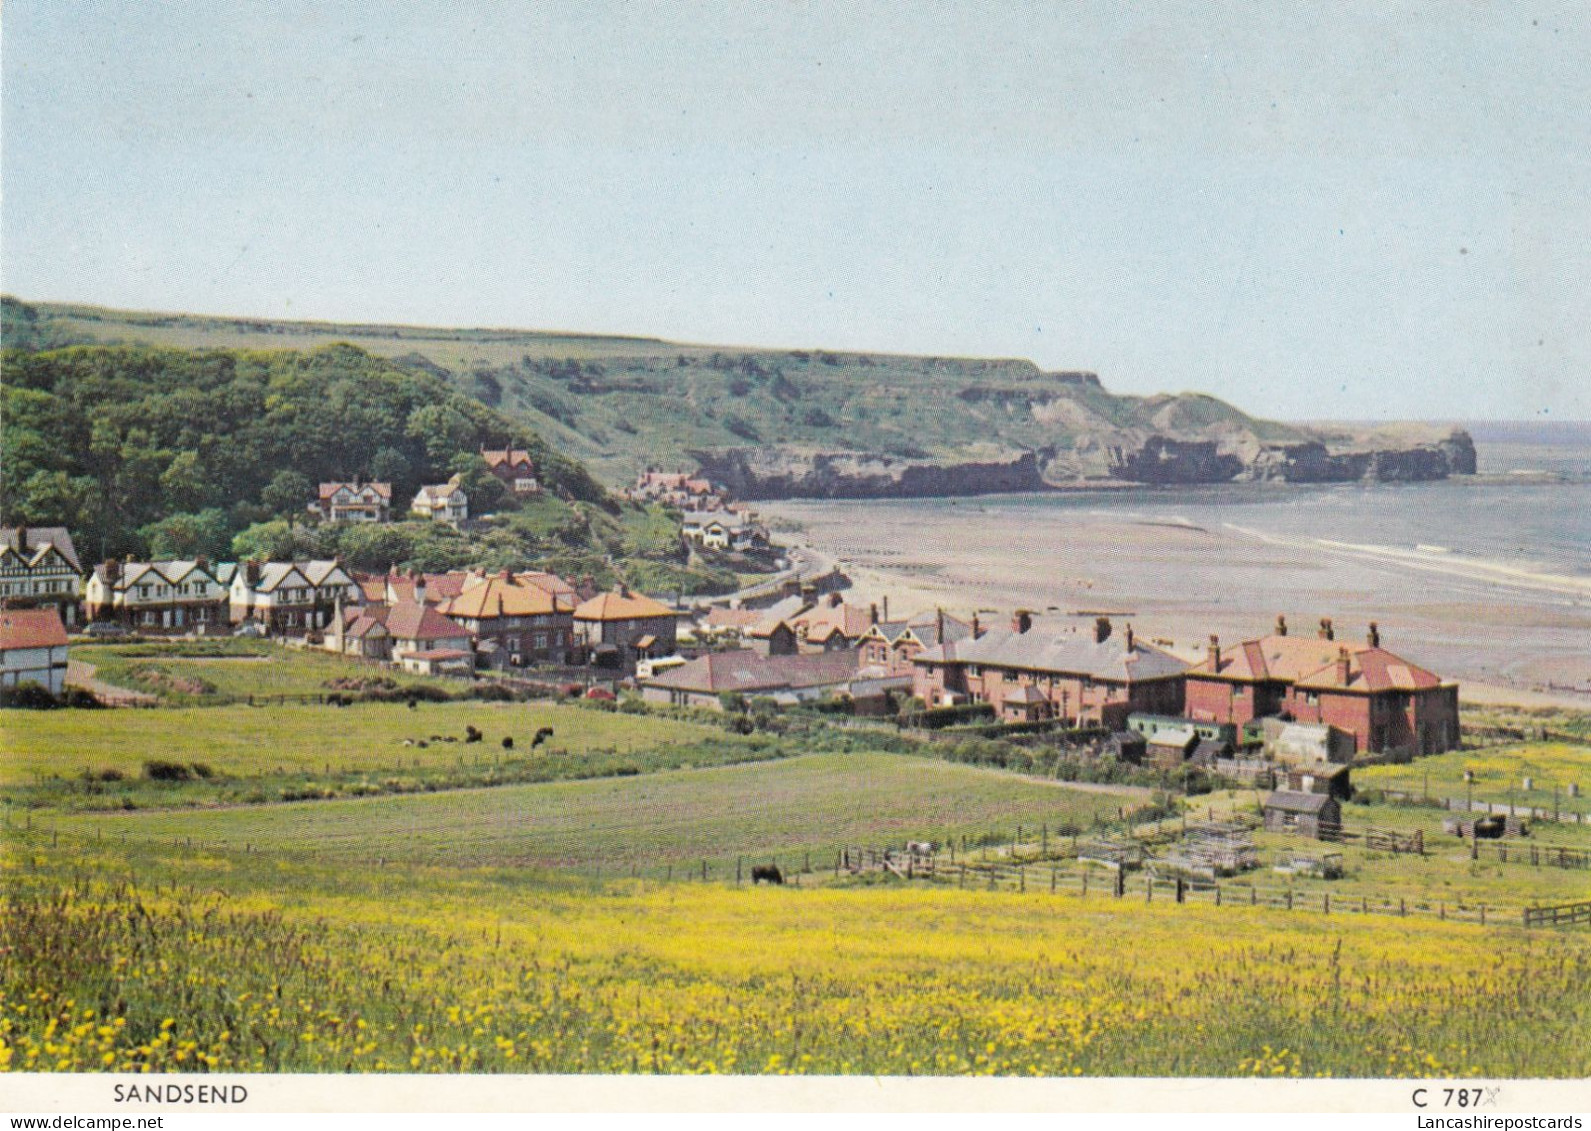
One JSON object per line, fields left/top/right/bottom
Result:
{"left": 481, "top": 448, "right": 540, "bottom": 496}
{"left": 639, "top": 648, "right": 863, "bottom": 710}
{"left": 310, "top": 481, "right": 392, "bottom": 523}
{"left": 324, "top": 598, "right": 472, "bottom": 666}
{"left": 229, "top": 560, "right": 361, "bottom": 634}
{"left": 629, "top": 470, "right": 721, "bottom": 509}
{"left": 912, "top": 613, "right": 1186, "bottom": 729}
{"left": 573, "top": 588, "right": 679, "bottom": 671}
{"left": 858, "top": 608, "right": 974, "bottom": 676}
{"left": 680, "top": 510, "right": 768, "bottom": 552}
{"left": 0, "top": 527, "right": 84, "bottom": 627}
{"left": 1184, "top": 618, "right": 1459, "bottom": 756}
{"left": 0, "top": 607, "right": 70, "bottom": 696}
{"left": 434, "top": 571, "right": 575, "bottom": 667}
{"left": 85, "top": 558, "right": 236, "bottom": 632}
{"left": 411, "top": 476, "right": 469, "bottom": 526}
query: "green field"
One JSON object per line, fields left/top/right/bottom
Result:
{"left": 73, "top": 640, "right": 447, "bottom": 705}
{"left": 1355, "top": 742, "right": 1591, "bottom": 818}
{"left": 45, "top": 752, "right": 1135, "bottom": 873}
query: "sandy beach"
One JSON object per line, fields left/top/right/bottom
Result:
{"left": 762, "top": 490, "right": 1591, "bottom": 711}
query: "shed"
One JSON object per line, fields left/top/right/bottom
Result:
{"left": 1103, "top": 730, "right": 1147, "bottom": 764}
{"left": 1146, "top": 725, "right": 1198, "bottom": 769}
{"left": 1284, "top": 763, "right": 1353, "bottom": 800}
{"left": 1190, "top": 737, "right": 1233, "bottom": 766}
{"left": 1262, "top": 790, "right": 1342, "bottom": 839}
{"left": 1263, "top": 720, "right": 1355, "bottom": 767}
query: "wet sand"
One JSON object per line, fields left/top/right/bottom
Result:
{"left": 763, "top": 496, "right": 1591, "bottom": 711}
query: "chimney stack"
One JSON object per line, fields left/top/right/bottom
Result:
{"left": 882, "top": 595, "right": 890, "bottom": 622}
{"left": 936, "top": 607, "right": 946, "bottom": 640}
{"left": 245, "top": 560, "right": 261, "bottom": 586}
{"left": 1011, "top": 609, "right": 1032, "bottom": 635}
{"left": 1207, "top": 634, "right": 1221, "bottom": 670}
{"left": 1124, "top": 624, "right": 1134, "bottom": 651}
{"left": 1318, "top": 617, "right": 1334, "bottom": 641}
{"left": 1275, "top": 614, "right": 1288, "bottom": 637}
{"left": 1336, "top": 646, "right": 1351, "bottom": 685}
{"left": 15, "top": 526, "right": 27, "bottom": 553}
{"left": 105, "top": 558, "right": 121, "bottom": 582}
{"left": 1367, "top": 621, "right": 1380, "bottom": 648}
{"left": 869, "top": 602, "right": 878, "bottom": 625}
{"left": 1094, "top": 617, "right": 1112, "bottom": 644}
{"left": 971, "top": 613, "right": 982, "bottom": 639}
{"left": 828, "top": 591, "right": 842, "bottom": 608}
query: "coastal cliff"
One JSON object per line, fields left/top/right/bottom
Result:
{"left": 689, "top": 448, "right": 1048, "bottom": 500}
{"left": 692, "top": 431, "right": 1477, "bottom": 499}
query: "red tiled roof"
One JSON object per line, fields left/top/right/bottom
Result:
{"left": 482, "top": 449, "right": 534, "bottom": 469}
{"left": 1293, "top": 647, "right": 1443, "bottom": 692}
{"left": 0, "top": 608, "right": 69, "bottom": 650}
{"left": 383, "top": 601, "right": 469, "bottom": 642}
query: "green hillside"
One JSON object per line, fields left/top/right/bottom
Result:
{"left": 0, "top": 300, "right": 737, "bottom": 591}
{"left": 6, "top": 298, "right": 1313, "bottom": 485}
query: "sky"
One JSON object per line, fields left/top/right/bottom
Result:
{"left": 3, "top": 3, "right": 1588, "bottom": 421}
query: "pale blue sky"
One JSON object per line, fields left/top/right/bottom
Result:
{"left": 3, "top": 3, "right": 1587, "bottom": 419}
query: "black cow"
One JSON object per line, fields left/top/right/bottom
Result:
{"left": 464, "top": 725, "right": 482, "bottom": 744}
{"left": 751, "top": 864, "right": 783, "bottom": 885}
{"left": 501, "top": 736, "right": 514, "bottom": 750}
{"left": 531, "top": 726, "right": 555, "bottom": 749}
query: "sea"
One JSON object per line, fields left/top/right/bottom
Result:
{"left": 769, "top": 425, "right": 1591, "bottom": 702}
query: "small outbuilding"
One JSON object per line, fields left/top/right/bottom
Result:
{"left": 1102, "top": 730, "right": 1147, "bottom": 764}
{"left": 1262, "top": 790, "right": 1342, "bottom": 839}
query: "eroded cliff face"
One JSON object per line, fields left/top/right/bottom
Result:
{"left": 694, "top": 430, "right": 1477, "bottom": 498}
{"left": 688, "top": 448, "right": 1048, "bottom": 499}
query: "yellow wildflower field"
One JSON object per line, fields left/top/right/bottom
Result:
{"left": 4, "top": 845, "right": 1588, "bottom": 1078}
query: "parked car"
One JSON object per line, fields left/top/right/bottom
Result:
{"left": 83, "top": 621, "right": 128, "bottom": 639}
{"left": 233, "top": 621, "right": 268, "bottom": 638}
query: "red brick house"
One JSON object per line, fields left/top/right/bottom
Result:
{"left": 481, "top": 449, "right": 540, "bottom": 495}
{"left": 1184, "top": 618, "right": 1459, "bottom": 756}
{"left": 858, "top": 609, "right": 973, "bottom": 675}
{"left": 434, "top": 572, "right": 575, "bottom": 667}
{"left": 912, "top": 613, "right": 1186, "bottom": 728}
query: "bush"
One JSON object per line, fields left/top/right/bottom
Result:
{"left": 143, "top": 760, "right": 193, "bottom": 782}
{"left": 0, "top": 681, "right": 60, "bottom": 709}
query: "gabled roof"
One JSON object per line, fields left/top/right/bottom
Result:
{"left": 915, "top": 626, "right": 1187, "bottom": 683}
{"left": 414, "top": 477, "right": 466, "bottom": 504}
{"left": 643, "top": 648, "right": 861, "bottom": 695}
{"left": 0, "top": 527, "right": 81, "bottom": 573}
{"left": 704, "top": 607, "right": 763, "bottom": 629}
{"left": 575, "top": 590, "right": 674, "bottom": 622}
{"left": 253, "top": 563, "right": 310, "bottom": 592}
{"left": 1005, "top": 684, "right": 1050, "bottom": 704}
{"left": 867, "top": 612, "right": 973, "bottom": 649}
{"left": 0, "top": 608, "right": 69, "bottom": 650}
{"left": 789, "top": 601, "right": 874, "bottom": 641}
{"left": 482, "top": 448, "right": 534, "bottom": 469}
{"left": 384, "top": 601, "right": 470, "bottom": 642}
{"left": 319, "top": 482, "right": 392, "bottom": 500}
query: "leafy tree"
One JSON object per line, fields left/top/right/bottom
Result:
{"left": 140, "top": 508, "right": 232, "bottom": 559}
{"left": 261, "top": 469, "right": 314, "bottom": 521}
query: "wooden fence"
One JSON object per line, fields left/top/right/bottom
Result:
{"left": 1523, "top": 901, "right": 1591, "bottom": 928}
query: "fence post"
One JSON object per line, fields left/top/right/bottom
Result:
{"left": 1019, "top": 865, "right": 1025, "bottom": 893}
{"left": 1175, "top": 877, "right": 1185, "bottom": 904}
{"left": 1042, "top": 823, "right": 1048, "bottom": 855}
{"left": 736, "top": 857, "right": 742, "bottom": 885}
{"left": 1323, "top": 893, "right": 1329, "bottom": 915}
{"left": 1285, "top": 890, "right": 1293, "bottom": 911}
{"left": 1480, "top": 904, "right": 1486, "bottom": 926}
{"left": 1145, "top": 875, "right": 1152, "bottom": 904}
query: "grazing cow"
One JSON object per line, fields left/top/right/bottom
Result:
{"left": 407, "top": 698, "right": 418, "bottom": 710}
{"left": 501, "top": 736, "right": 514, "bottom": 750}
{"left": 531, "top": 726, "right": 555, "bottom": 749}
{"left": 905, "top": 840, "right": 938, "bottom": 857}
{"left": 465, "top": 725, "right": 482, "bottom": 744}
{"left": 750, "top": 864, "right": 783, "bottom": 885}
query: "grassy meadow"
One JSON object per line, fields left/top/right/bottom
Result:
{"left": 40, "top": 752, "right": 1134, "bottom": 873}
{"left": 4, "top": 835, "right": 1589, "bottom": 1077}
{"left": 6, "top": 657, "right": 1591, "bottom": 1078}
{"left": 71, "top": 639, "right": 446, "bottom": 705}
{"left": 1355, "top": 742, "right": 1591, "bottom": 818}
